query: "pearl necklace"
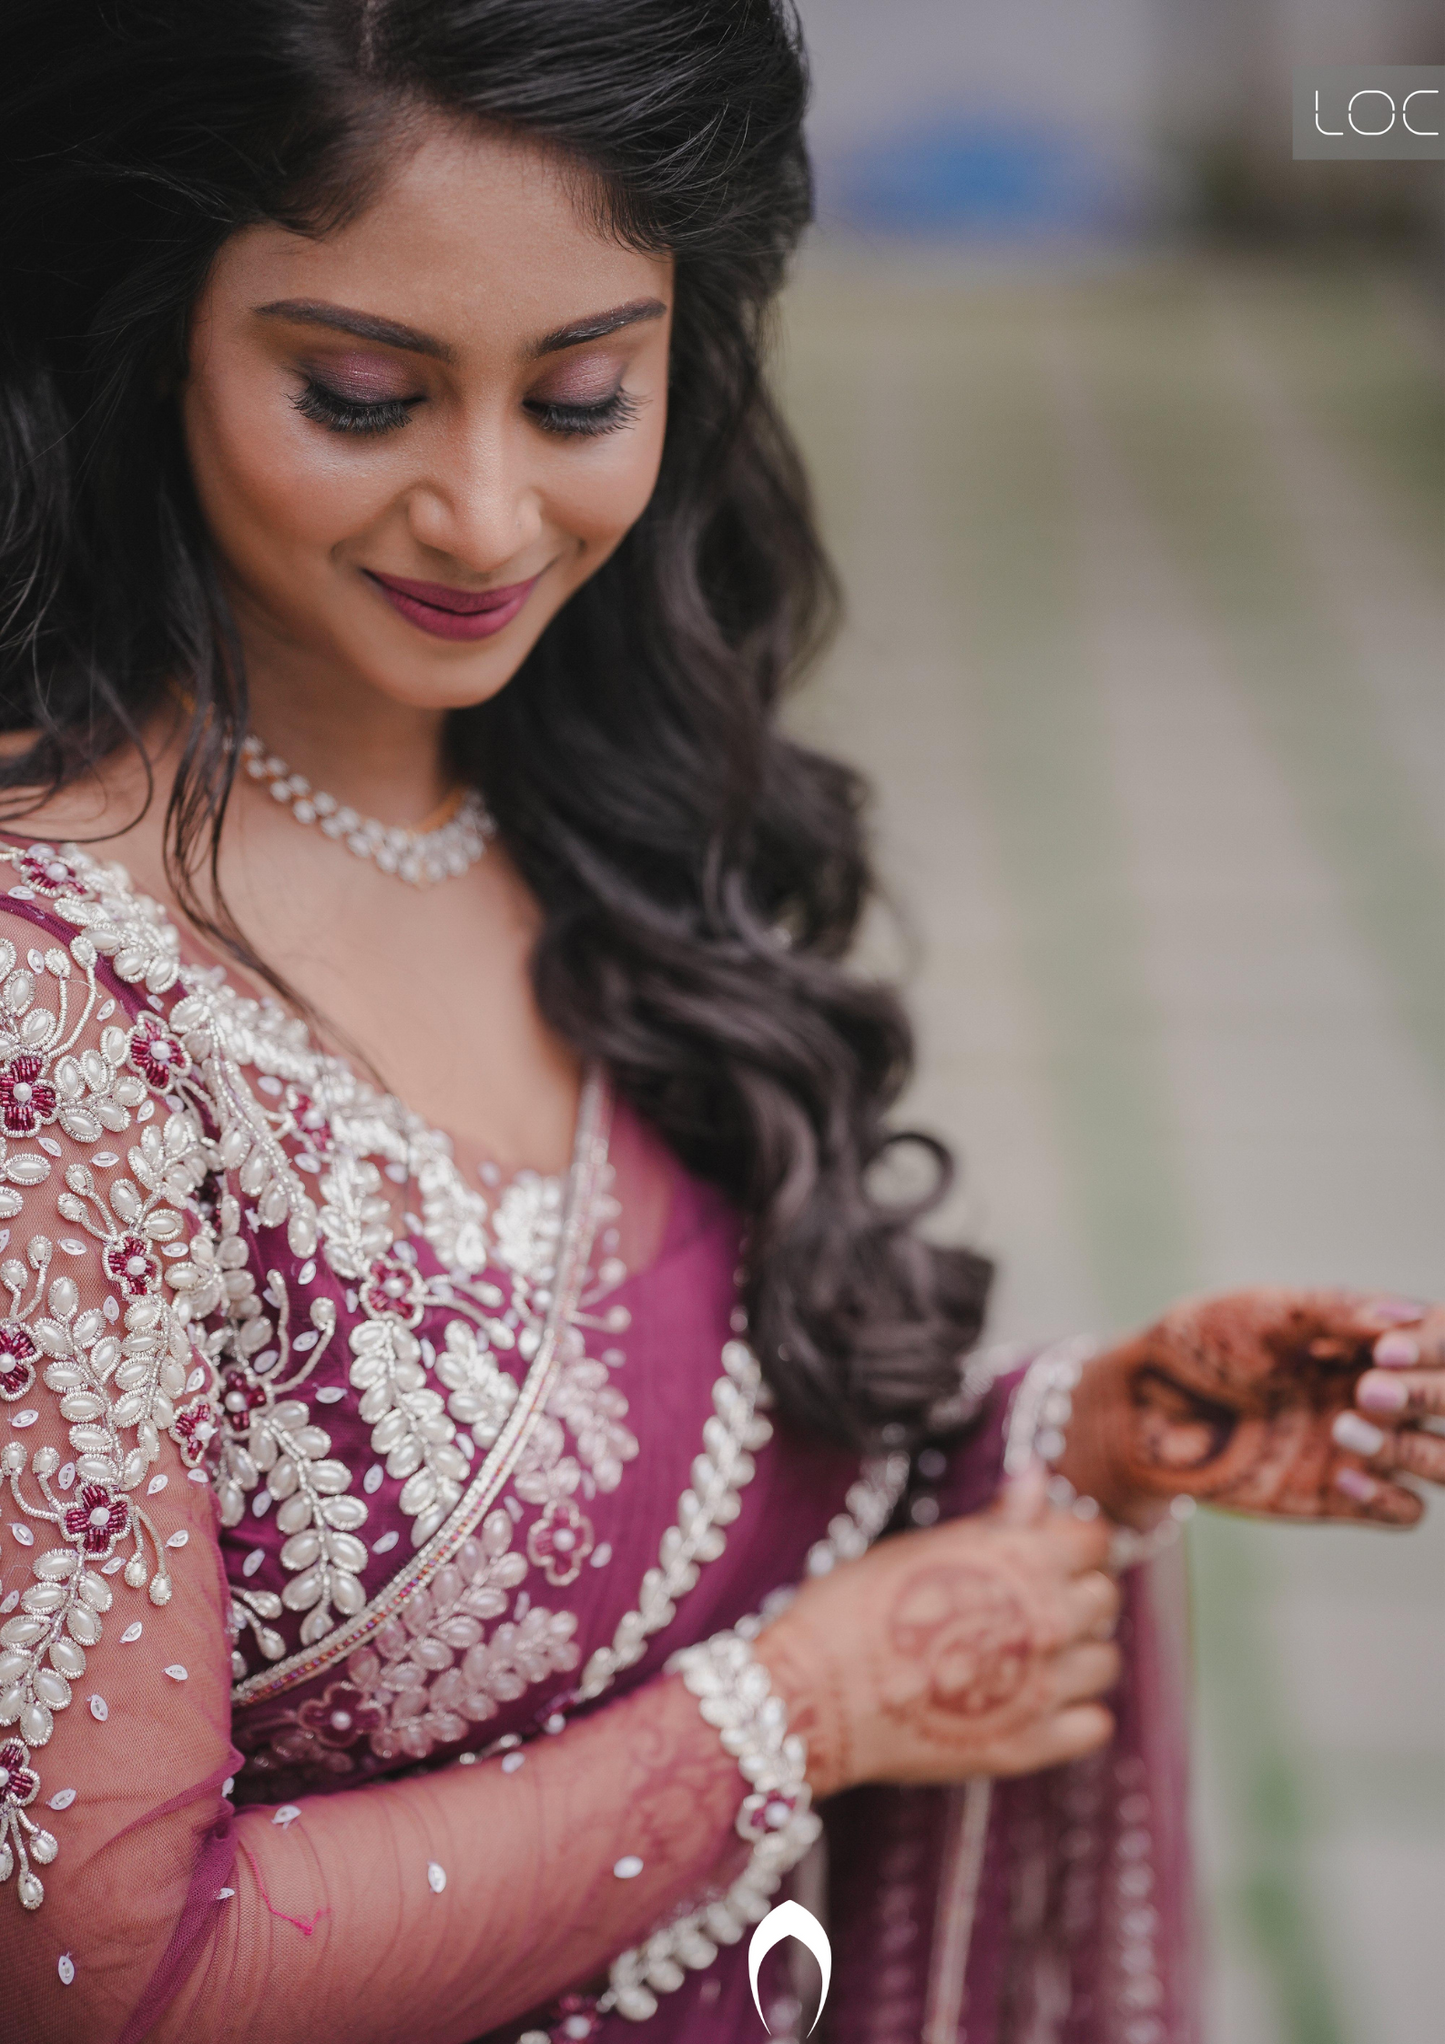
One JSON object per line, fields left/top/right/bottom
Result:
{"left": 241, "top": 735, "right": 495, "bottom": 886}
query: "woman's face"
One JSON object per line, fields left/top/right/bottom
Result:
{"left": 182, "top": 117, "right": 673, "bottom": 714}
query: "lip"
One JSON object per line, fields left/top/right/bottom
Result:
{"left": 363, "top": 568, "right": 543, "bottom": 641}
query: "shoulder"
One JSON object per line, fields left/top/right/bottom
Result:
{"left": 0, "top": 837, "right": 184, "bottom": 1001}
{"left": 0, "top": 842, "right": 209, "bottom": 1359}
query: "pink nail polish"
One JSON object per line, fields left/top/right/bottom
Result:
{"left": 1334, "top": 1466, "right": 1378, "bottom": 1503}
{"left": 1331, "top": 1410, "right": 1386, "bottom": 1457}
{"left": 1372, "top": 1332, "right": 1419, "bottom": 1368}
{"left": 1358, "top": 1373, "right": 1408, "bottom": 1413}
{"left": 1362, "top": 1297, "right": 1425, "bottom": 1328}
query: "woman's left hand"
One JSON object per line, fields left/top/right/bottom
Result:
{"left": 1060, "top": 1289, "right": 1444, "bottom": 1529}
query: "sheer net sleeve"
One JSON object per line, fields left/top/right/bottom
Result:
{"left": 0, "top": 908, "right": 753, "bottom": 2044}
{"left": 0, "top": 904, "right": 238, "bottom": 2037}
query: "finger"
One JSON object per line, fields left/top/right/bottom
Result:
{"left": 985, "top": 1703, "right": 1116, "bottom": 1779}
{"left": 994, "top": 1459, "right": 1050, "bottom": 1527}
{"left": 1062, "top": 1567, "right": 1121, "bottom": 1643}
{"left": 1367, "top": 1304, "right": 1445, "bottom": 1371}
{"left": 1052, "top": 1641, "right": 1122, "bottom": 1706}
{"left": 1041, "top": 1704, "right": 1116, "bottom": 1766}
{"left": 1282, "top": 1294, "right": 1444, "bottom": 1371}
{"left": 1332, "top": 1411, "right": 1445, "bottom": 1487}
{"left": 1357, "top": 1296, "right": 1429, "bottom": 1330}
{"left": 1046, "top": 1511, "right": 1112, "bottom": 1575}
{"left": 1356, "top": 1368, "right": 1445, "bottom": 1423}
{"left": 1330, "top": 1466, "right": 1425, "bottom": 1526}
{"left": 1388, "top": 1430, "right": 1445, "bottom": 1486}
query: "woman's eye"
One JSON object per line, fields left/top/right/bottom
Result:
{"left": 291, "top": 378, "right": 422, "bottom": 436}
{"left": 525, "top": 389, "right": 641, "bottom": 439}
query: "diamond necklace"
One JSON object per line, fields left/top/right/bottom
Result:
{"left": 241, "top": 735, "right": 496, "bottom": 886}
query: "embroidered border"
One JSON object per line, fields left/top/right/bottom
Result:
{"left": 231, "top": 1071, "right": 614, "bottom": 1705}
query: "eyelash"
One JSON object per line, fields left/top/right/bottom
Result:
{"left": 291, "top": 378, "right": 641, "bottom": 440}
{"left": 526, "top": 390, "right": 641, "bottom": 438}
{"left": 291, "top": 381, "right": 420, "bottom": 436}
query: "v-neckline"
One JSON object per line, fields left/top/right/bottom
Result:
{"left": 2, "top": 830, "right": 598, "bottom": 1202}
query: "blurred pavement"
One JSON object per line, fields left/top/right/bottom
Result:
{"left": 777, "top": 250, "right": 1445, "bottom": 2044}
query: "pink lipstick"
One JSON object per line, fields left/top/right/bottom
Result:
{"left": 364, "top": 568, "right": 541, "bottom": 641}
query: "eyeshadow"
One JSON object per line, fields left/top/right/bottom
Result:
{"left": 301, "top": 352, "right": 419, "bottom": 402}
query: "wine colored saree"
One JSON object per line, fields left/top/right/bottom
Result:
{"left": 0, "top": 841, "right": 1196, "bottom": 2043}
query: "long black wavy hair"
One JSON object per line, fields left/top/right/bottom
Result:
{"left": 0, "top": 0, "right": 990, "bottom": 1448}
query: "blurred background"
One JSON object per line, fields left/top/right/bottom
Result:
{"left": 774, "top": 3, "right": 1444, "bottom": 2040}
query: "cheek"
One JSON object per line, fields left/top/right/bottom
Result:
{"left": 545, "top": 423, "right": 667, "bottom": 550}
{"left": 184, "top": 372, "right": 395, "bottom": 571}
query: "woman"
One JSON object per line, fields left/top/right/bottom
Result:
{"left": 0, "top": 5, "right": 1439, "bottom": 2040}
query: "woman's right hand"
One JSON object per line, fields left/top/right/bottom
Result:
{"left": 752, "top": 1470, "right": 1120, "bottom": 1797}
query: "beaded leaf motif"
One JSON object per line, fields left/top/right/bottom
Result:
{"left": 0, "top": 885, "right": 212, "bottom": 1911}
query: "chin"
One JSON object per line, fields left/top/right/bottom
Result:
{"left": 353, "top": 645, "right": 534, "bottom": 715}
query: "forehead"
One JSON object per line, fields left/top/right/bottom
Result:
{"left": 208, "top": 114, "right": 673, "bottom": 353}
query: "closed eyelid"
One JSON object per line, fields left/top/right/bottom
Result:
{"left": 300, "top": 354, "right": 424, "bottom": 401}
{"left": 531, "top": 367, "right": 628, "bottom": 407}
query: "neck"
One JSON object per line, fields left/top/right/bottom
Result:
{"left": 237, "top": 610, "right": 456, "bottom": 832}
{"left": 248, "top": 686, "right": 455, "bottom": 830}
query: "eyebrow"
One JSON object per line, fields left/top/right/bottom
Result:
{"left": 254, "top": 295, "right": 668, "bottom": 362}
{"left": 255, "top": 300, "right": 457, "bottom": 360}
{"left": 528, "top": 298, "right": 668, "bottom": 356}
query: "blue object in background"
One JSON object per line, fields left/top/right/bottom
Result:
{"left": 817, "top": 114, "right": 1145, "bottom": 241}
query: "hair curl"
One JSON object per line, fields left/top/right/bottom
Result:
{"left": 0, "top": 0, "right": 991, "bottom": 1448}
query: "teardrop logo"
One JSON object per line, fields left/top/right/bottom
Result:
{"left": 748, "top": 1898, "right": 832, "bottom": 2035}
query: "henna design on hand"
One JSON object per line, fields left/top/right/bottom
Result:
{"left": 1076, "top": 1290, "right": 1437, "bottom": 1525}
{"left": 1128, "top": 1364, "right": 1236, "bottom": 1474}
{"left": 875, "top": 1563, "right": 1032, "bottom": 1746}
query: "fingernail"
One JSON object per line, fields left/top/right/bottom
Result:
{"left": 1332, "top": 1411, "right": 1386, "bottom": 1457}
{"left": 1358, "top": 1373, "right": 1408, "bottom": 1413}
{"left": 1373, "top": 1332, "right": 1419, "bottom": 1368}
{"left": 1362, "top": 1297, "right": 1424, "bottom": 1328}
{"left": 1334, "top": 1467, "right": 1379, "bottom": 1503}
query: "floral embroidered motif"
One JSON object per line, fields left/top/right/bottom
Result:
{"left": 13, "top": 847, "right": 82, "bottom": 899}
{"left": 0, "top": 840, "right": 794, "bottom": 1916}
{"left": 60, "top": 1483, "right": 130, "bottom": 1558}
{"left": 0, "top": 860, "right": 222, "bottom": 1909}
{"left": 527, "top": 1498, "right": 595, "bottom": 1587}
{"left": 0, "top": 1740, "right": 39, "bottom": 1807}
{"left": 0, "top": 861, "right": 240, "bottom": 1918}
{"left": 0, "top": 1053, "right": 58, "bottom": 1137}
{"left": 36, "top": 848, "right": 633, "bottom": 1625}
{"left": 239, "top": 1512, "right": 581, "bottom": 1774}
{"left": 0, "top": 1733, "right": 56, "bottom": 1911}
{"left": 361, "top": 1561, "right": 581, "bottom": 1760}
{"left": 295, "top": 1679, "right": 386, "bottom": 1753}
{"left": 359, "top": 1252, "right": 426, "bottom": 1326}
{"left": 102, "top": 1233, "right": 159, "bottom": 1298}
{"left": 127, "top": 1013, "right": 190, "bottom": 1092}
{"left": 221, "top": 1365, "right": 268, "bottom": 1420}
{"left": 172, "top": 1395, "right": 221, "bottom": 1466}
{"left": 0, "top": 1323, "right": 38, "bottom": 1401}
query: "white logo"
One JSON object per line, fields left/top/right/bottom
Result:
{"left": 748, "top": 1899, "right": 832, "bottom": 2035}
{"left": 1315, "top": 86, "right": 1439, "bottom": 137}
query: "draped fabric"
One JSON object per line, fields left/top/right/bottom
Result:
{"left": 0, "top": 837, "right": 1196, "bottom": 2044}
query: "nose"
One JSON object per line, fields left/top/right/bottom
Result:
{"left": 403, "top": 418, "right": 544, "bottom": 574}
